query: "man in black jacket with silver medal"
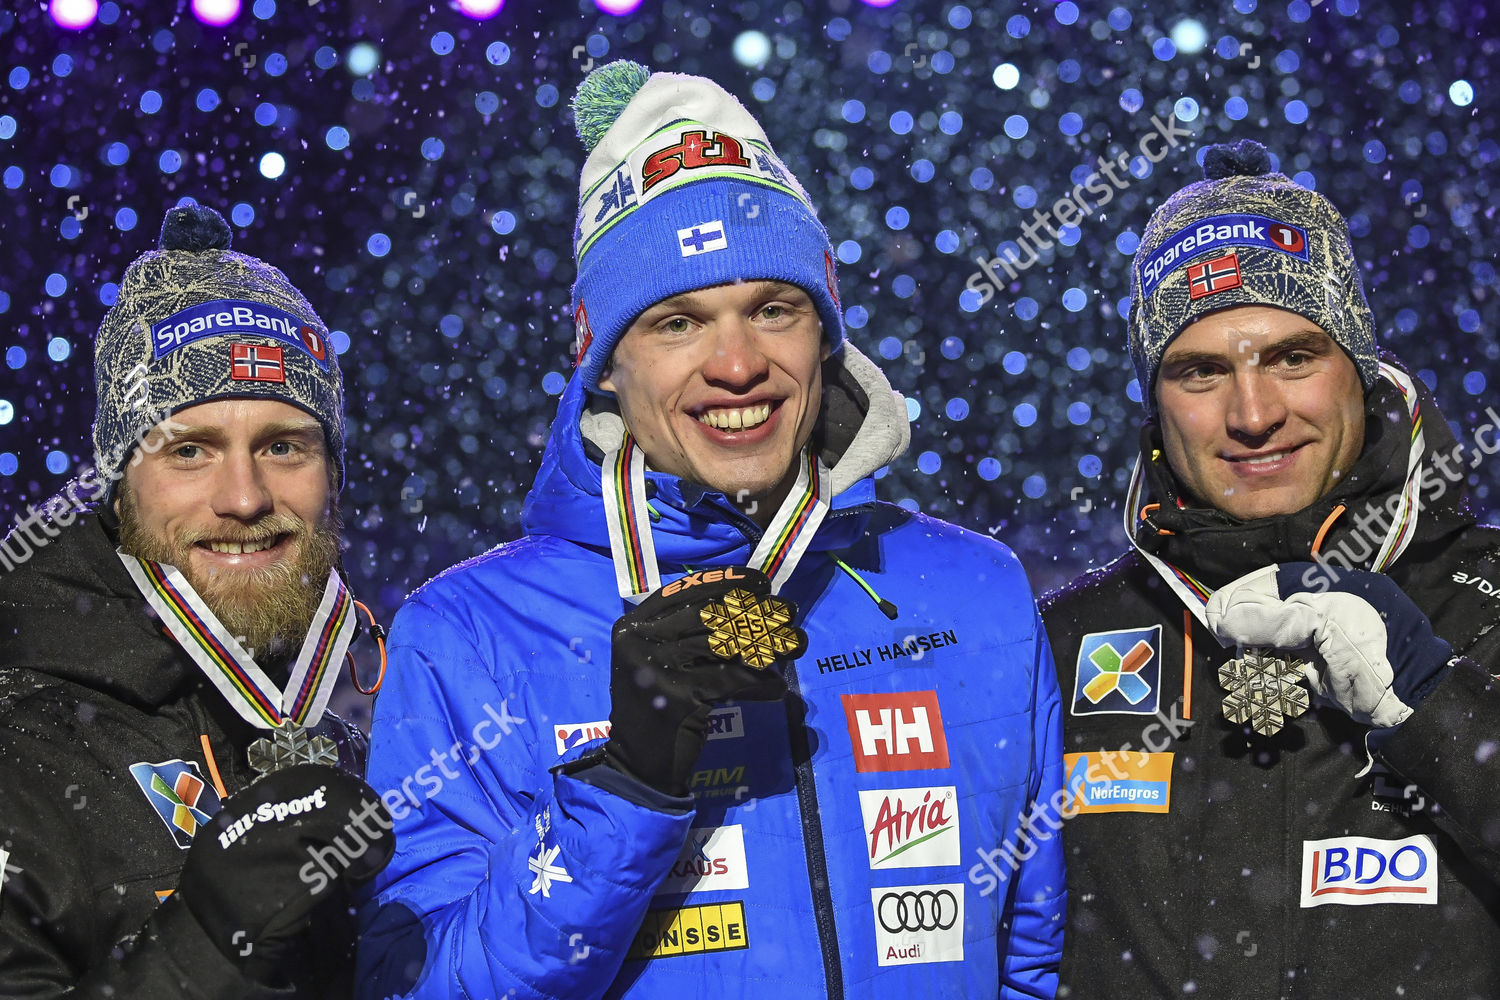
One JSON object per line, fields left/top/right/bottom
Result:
{"left": 1042, "top": 141, "right": 1500, "bottom": 998}
{"left": 0, "top": 205, "right": 394, "bottom": 997}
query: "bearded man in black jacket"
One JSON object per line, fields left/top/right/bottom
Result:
{"left": 0, "top": 205, "right": 394, "bottom": 997}
{"left": 1040, "top": 141, "right": 1500, "bottom": 999}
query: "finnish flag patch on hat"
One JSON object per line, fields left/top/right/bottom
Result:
{"left": 678, "top": 220, "right": 728, "bottom": 257}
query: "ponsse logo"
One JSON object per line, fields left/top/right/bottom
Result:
{"left": 858, "top": 785, "right": 959, "bottom": 870}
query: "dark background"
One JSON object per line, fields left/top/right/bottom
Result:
{"left": 2, "top": 0, "right": 1495, "bottom": 720}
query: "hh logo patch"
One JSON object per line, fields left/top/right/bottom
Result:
{"left": 678, "top": 220, "right": 728, "bottom": 257}
{"left": 657, "top": 825, "right": 749, "bottom": 895}
{"left": 1064, "top": 751, "right": 1172, "bottom": 814}
{"left": 554, "top": 720, "right": 610, "bottom": 757}
{"left": 628, "top": 901, "right": 748, "bottom": 960}
{"left": 842, "top": 691, "right": 950, "bottom": 773}
{"left": 872, "top": 883, "right": 964, "bottom": 966}
{"left": 1072, "top": 625, "right": 1162, "bottom": 716}
{"left": 1301, "top": 835, "right": 1437, "bottom": 907}
{"left": 705, "top": 706, "right": 744, "bottom": 741}
{"left": 1188, "top": 252, "right": 1243, "bottom": 300}
{"left": 130, "top": 760, "right": 222, "bottom": 849}
{"left": 230, "top": 343, "right": 285, "bottom": 382}
{"left": 859, "top": 786, "right": 959, "bottom": 869}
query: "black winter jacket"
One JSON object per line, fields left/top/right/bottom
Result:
{"left": 0, "top": 509, "right": 367, "bottom": 998}
{"left": 1041, "top": 371, "right": 1500, "bottom": 999}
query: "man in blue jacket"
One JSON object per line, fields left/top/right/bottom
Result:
{"left": 358, "top": 61, "right": 1064, "bottom": 999}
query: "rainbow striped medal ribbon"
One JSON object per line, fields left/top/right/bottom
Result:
{"left": 603, "top": 435, "right": 831, "bottom": 601}
{"left": 118, "top": 551, "right": 356, "bottom": 774}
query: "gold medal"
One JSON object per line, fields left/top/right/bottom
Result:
{"left": 700, "top": 589, "right": 805, "bottom": 669}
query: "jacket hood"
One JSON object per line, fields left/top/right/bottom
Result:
{"left": 1132, "top": 353, "right": 1476, "bottom": 589}
{"left": 521, "top": 341, "right": 910, "bottom": 566}
{"left": 0, "top": 508, "right": 196, "bottom": 712}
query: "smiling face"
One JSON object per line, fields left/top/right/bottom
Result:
{"left": 1154, "top": 305, "right": 1366, "bottom": 520}
{"left": 115, "top": 398, "right": 339, "bottom": 661}
{"left": 598, "top": 280, "right": 829, "bottom": 524}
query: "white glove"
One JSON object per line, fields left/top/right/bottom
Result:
{"left": 1204, "top": 566, "right": 1413, "bottom": 729}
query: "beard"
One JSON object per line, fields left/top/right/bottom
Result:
{"left": 116, "top": 484, "right": 342, "bottom": 668}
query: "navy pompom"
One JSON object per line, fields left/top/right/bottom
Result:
{"left": 1202, "top": 139, "right": 1275, "bottom": 181}
{"left": 158, "top": 204, "right": 233, "bottom": 252}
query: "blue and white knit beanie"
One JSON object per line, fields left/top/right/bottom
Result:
{"left": 569, "top": 60, "right": 844, "bottom": 394}
{"left": 1128, "top": 139, "right": 1378, "bottom": 414}
{"left": 92, "top": 204, "right": 344, "bottom": 497}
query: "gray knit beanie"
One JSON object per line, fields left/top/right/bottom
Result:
{"left": 91, "top": 204, "right": 343, "bottom": 496}
{"left": 1128, "top": 139, "right": 1378, "bottom": 413}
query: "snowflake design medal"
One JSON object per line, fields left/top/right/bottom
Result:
{"left": 1219, "top": 647, "right": 1312, "bottom": 736}
{"left": 247, "top": 721, "right": 339, "bottom": 776}
{"left": 699, "top": 589, "right": 806, "bottom": 668}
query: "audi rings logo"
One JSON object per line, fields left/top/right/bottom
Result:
{"left": 877, "top": 888, "right": 958, "bottom": 933}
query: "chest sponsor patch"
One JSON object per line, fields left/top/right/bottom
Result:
{"left": 859, "top": 785, "right": 960, "bottom": 869}
{"left": 657, "top": 824, "right": 749, "bottom": 894}
{"left": 1064, "top": 751, "right": 1172, "bottom": 814}
{"left": 151, "top": 299, "right": 331, "bottom": 370}
{"left": 1139, "top": 213, "right": 1311, "bottom": 296}
{"left": 872, "top": 883, "right": 964, "bottom": 967}
{"left": 129, "top": 760, "right": 223, "bottom": 849}
{"left": 1300, "top": 835, "right": 1438, "bottom": 907}
{"left": 842, "top": 691, "right": 950, "bottom": 773}
{"left": 1071, "top": 625, "right": 1163, "bottom": 717}
{"left": 688, "top": 764, "right": 748, "bottom": 800}
{"left": 627, "top": 900, "right": 749, "bottom": 960}
{"left": 705, "top": 706, "right": 744, "bottom": 741}
{"left": 554, "top": 720, "right": 610, "bottom": 757}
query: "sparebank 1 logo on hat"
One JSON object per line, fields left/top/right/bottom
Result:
{"left": 1071, "top": 625, "right": 1162, "bottom": 716}
{"left": 150, "top": 299, "right": 331, "bottom": 371}
{"left": 1139, "top": 214, "right": 1310, "bottom": 296}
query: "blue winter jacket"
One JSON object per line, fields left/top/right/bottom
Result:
{"left": 357, "top": 345, "right": 1065, "bottom": 999}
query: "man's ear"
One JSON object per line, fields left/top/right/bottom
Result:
{"left": 597, "top": 364, "right": 616, "bottom": 394}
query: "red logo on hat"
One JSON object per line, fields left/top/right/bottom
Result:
{"left": 573, "top": 301, "right": 594, "bottom": 368}
{"left": 641, "top": 129, "right": 752, "bottom": 194}
{"left": 1268, "top": 223, "right": 1306, "bottom": 254}
{"left": 825, "top": 251, "right": 840, "bottom": 309}
{"left": 298, "top": 325, "right": 327, "bottom": 362}
{"left": 230, "top": 343, "right": 285, "bottom": 383}
{"left": 1188, "top": 253, "right": 1243, "bottom": 300}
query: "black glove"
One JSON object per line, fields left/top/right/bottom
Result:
{"left": 176, "top": 764, "right": 395, "bottom": 972}
{"left": 604, "top": 566, "right": 804, "bottom": 796}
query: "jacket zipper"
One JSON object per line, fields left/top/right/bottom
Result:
{"left": 781, "top": 658, "right": 844, "bottom": 999}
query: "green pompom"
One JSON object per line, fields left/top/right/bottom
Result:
{"left": 573, "top": 60, "right": 652, "bottom": 153}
